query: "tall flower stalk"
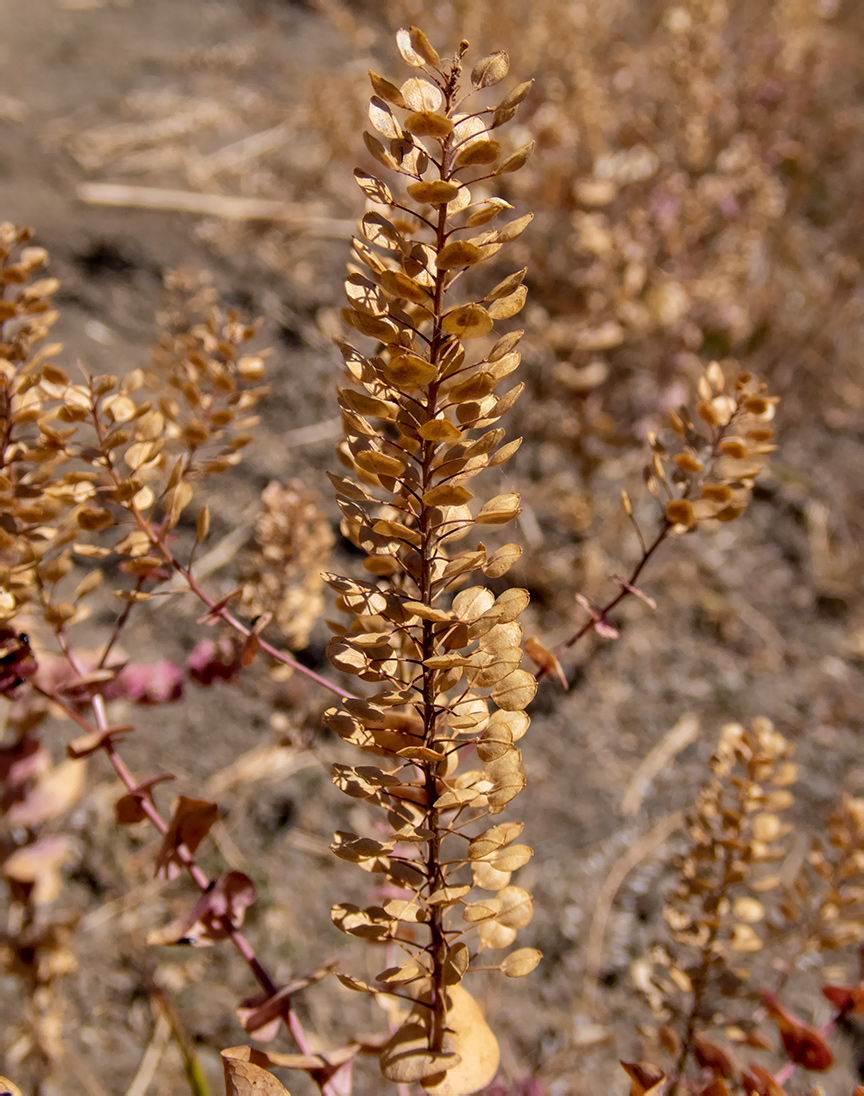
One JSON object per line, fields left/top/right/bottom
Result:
{"left": 326, "top": 27, "right": 539, "bottom": 1095}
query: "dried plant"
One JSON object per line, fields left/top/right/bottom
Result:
{"left": 323, "top": 27, "right": 539, "bottom": 1094}
{"left": 6, "top": 10, "right": 850, "bottom": 1096}
{"left": 630, "top": 720, "right": 864, "bottom": 1096}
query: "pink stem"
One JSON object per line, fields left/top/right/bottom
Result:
{"left": 36, "top": 678, "right": 337, "bottom": 1086}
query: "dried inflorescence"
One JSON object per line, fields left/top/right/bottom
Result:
{"left": 240, "top": 479, "right": 334, "bottom": 650}
{"left": 324, "top": 27, "right": 538, "bottom": 1094}
{"left": 773, "top": 794, "right": 864, "bottom": 958}
{"left": 635, "top": 719, "right": 796, "bottom": 1088}
{"left": 645, "top": 362, "right": 778, "bottom": 534}
{"left": 631, "top": 720, "right": 864, "bottom": 1096}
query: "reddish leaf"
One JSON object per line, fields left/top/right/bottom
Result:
{"left": 524, "top": 636, "right": 567, "bottom": 688}
{"left": 155, "top": 796, "right": 219, "bottom": 880}
{"left": 620, "top": 1061, "right": 666, "bottom": 1096}
{"left": 613, "top": 577, "right": 658, "bottom": 609}
{"left": 761, "top": 993, "right": 834, "bottom": 1071}
{"left": 239, "top": 612, "right": 273, "bottom": 670}
{"left": 237, "top": 966, "right": 334, "bottom": 1042}
{"left": 744, "top": 1064, "right": 788, "bottom": 1096}
{"left": 196, "top": 587, "right": 244, "bottom": 626}
{"left": 694, "top": 1034, "right": 736, "bottom": 1079}
{"left": 186, "top": 637, "right": 244, "bottom": 686}
{"left": 115, "top": 773, "right": 175, "bottom": 824}
{"left": 0, "top": 738, "right": 49, "bottom": 814}
{"left": 147, "top": 870, "right": 256, "bottom": 946}
{"left": 742, "top": 1030, "right": 773, "bottom": 1051}
{"left": 822, "top": 984, "right": 864, "bottom": 1014}
{"left": 105, "top": 660, "right": 184, "bottom": 704}
{"left": 241, "top": 632, "right": 260, "bottom": 668}
{"left": 575, "top": 593, "right": 620, "bottom": 639}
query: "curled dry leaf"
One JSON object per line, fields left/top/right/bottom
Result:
{"left": 524, "top": 637, "right": 567, "bottom": 688}
{"left": 222, "top": 1047, "right": 292, "bottom": 1096}
{"left": 154, "top": 795, "right": 219, "bottom": 880}
{"left": 67, "top": 723, "right": 134, "bottom": 760}
{"left": 3, "top": 836, "right": 71, "bottom": 905}
{"left": 620, "top": 1062, "right": 666, "bottom": 1096}
{"left": 115, "top": 772, "right": 175, "bottom": 824}
{"left": 147, "top": 870, "right": 255, "bottom": 946}
{"left": 381, "top": 985, "right": 499, "bottom": 1095}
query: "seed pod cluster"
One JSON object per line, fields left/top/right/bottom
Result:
{"left": 0, "top": 225, "right": 89, "bottom": 625}
{"left": 326, "top": 28, "right": 538, "bottom": 1094}
{"left": 635, "top": 719, "right": 796, "bottom": 1082}
{"left": 644, "top": 362, "right": 778, "bottom": 533}
{"left": 0, "top": 233, "right": 270, "bottom": 635}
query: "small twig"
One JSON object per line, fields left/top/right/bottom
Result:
{"left": 537, "top": 523, "right": 670, "bottom": 679}
{"left": 77, "top": 183, "right": 354, "bottom": 237}
{"left": 621, "top": 714, "right": 700, "bottom": 817}
{"left": 124, "top": 1012, "right": 171, "bottom": 1096}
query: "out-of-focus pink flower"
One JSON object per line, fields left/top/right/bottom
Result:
{"left": 186, "top": 637, "right": 244, "bottom": 686}
{"left": 105, "top": 660, "right": 184, "bottom": 704}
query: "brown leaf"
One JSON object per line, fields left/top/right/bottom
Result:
{"left": 525, "top": 637, "right": 567, "bottom": 688}
{"left": 6, "top": 758, "right": 87, "bottom": 826}
{"left": 115, "top": 773, "right": 175, "bottom": 824}
{"left": 155, "top": 796, "right": 219, "bottom": 880}
{"left": 822, "top": 984, "right": 864, "bottom": 1014}
{"left": 147, "top": 871, "right": 256, "bottom": 947}
{"left": 3, "top": 837, "right": 71, "bottom": 905}
{"left": 620, "top": 1061, "right": 666, "bottom": 1096}
{"left": 743, "top": 1064, "right": 787, "bottom": 1096}
{"left": 222, "top": 1047, "right": 292, "bottom": 1095}
{"left": 693, "top": 1034, "right": 736, "bottom": 1079}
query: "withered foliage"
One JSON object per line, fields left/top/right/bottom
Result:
{"left": 323, "top": 27, "right": 538, "bottom": 1094}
